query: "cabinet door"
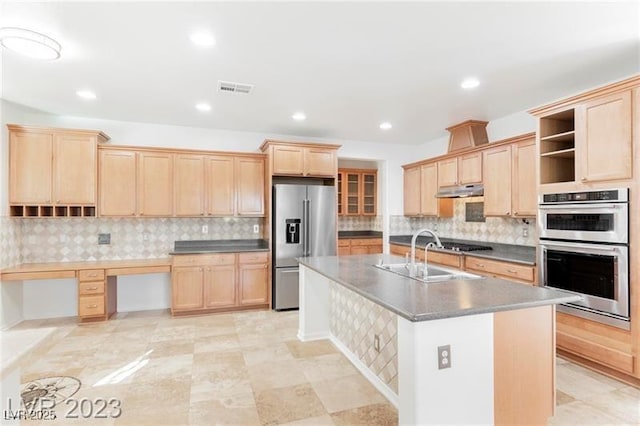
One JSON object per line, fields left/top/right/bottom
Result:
{"left": 484, "top": 145, "right": 512, "bottom": 217}
{"left": 512, "top": 139, "right": 537, "bottom": 217}
{"left": 403, "top": 166, "right": 421, "bottom": 216}
{"left": 337, "top": 171, "right": 345, "bottom": 215}
{"left": 174, "top": 154, "right": 205, "bottom": 216}
{"left": 9, "top": 130, "right": 53, "bottom": 203}
{"left": 350, "top": 246, "right": 369, "bottom": 255}
{"left": 338, "top": 246, "right": 351, "bottom": 256}
{"left": 99, "top": 149, "right": 137, "bottom": 216}
{"left": 345, "top": 172, "right": 361, "bottom": 215}
{"left": 138, "top": 152, "right": 173, "bottom": 216}
{"left": 238, "top": 263, "right": 269, "bottom": 305}
{"left": 437, "top": 158, "right": 458, "bottom": 187}
{"left": 172, "top": 266, "right": 204, "bottom": 311}
{"left": 458, "top": 152, "right": 482, "bottom": 184}
{"left": 204, "top": 264, "right": 236, "bottom": 308}
{"left": 304, "top": 147, "right": 336, "bottom": 176}
{"left": 579, "top": 91, "right": 632, "bottom": 182}
{"left": 272, "top": 145, "right": 304, "bottom": 175}
{"left": 420, "top": 163, "right": 439, "bottom": 216}
{"left": 206, "top": 155, "right": 235, "bottom": 216}
{"left": 54, "top": 133, "right": 97, "bottom": 204}
{"left": 236, "top": 157, "right": 265, "bottom": 216}
{"left": 362, "top": 173, "right": 377, "bottom": 215}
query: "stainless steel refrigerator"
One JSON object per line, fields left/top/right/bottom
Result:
{"left": 273, "top": 183, "right": 336, "bottom": 310}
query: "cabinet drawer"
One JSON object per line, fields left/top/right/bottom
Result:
{"left": 557, "top": 331, "right": 634, "bottom": 374}
{"left": 78, "top": 295, "right": 105, "bottom": 317}
{"left": 350, "top": 246, "right": 369, "bottom": 255}
{"left": 173, "top": 253, "right": 235, "bottom": 267}
{"left": 238, "top": 252, "right": 269, "bottom": 264}
{"left": 350, "top": 238, "right": 382, "bottom": 246}
{"left": 390, "top": 244, "right": 409, "bottom": 257}
{"left": 79, "top": 281, "right": 104, "bottom": 295}
{"left": 464, "top": 257, "right": 534, "bottom": 282}
{"left": 78, "top": 269, "right": 105, "bottom": 281}
{"left": 428, "top": 251, "right": 461, "bottom": 268}
{"left": 338, "top": 246, "right": 351, "bottom": 256}
{"left": 338, "top": 239, "right": 350, "bottom": 247}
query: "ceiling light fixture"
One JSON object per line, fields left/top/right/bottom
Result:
{"left": 379, "top": 122, "right": 392, "bottom": 130}
{"left": 76, "top": 90, "right": 97, "bottom": 100}
{"left": 461, "top": 77, "right": 480, "bottom": 89}
{"left": 195, "top": 102, "right": 211, "bottom": 112}
{"left": 0, "top": 27, "right": 61, "bottom": 60}
{"left": 292, "top": 112, "right": 306, "bottom": 121}
{"left": 190, "top": 31, "right": 215, "bottom": 47}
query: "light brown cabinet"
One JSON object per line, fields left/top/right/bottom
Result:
{"left": 8, "top": 125, "right": 107, "bottom": 217}
{"left": 437, "top": 158, "right": 458, "bottom": 187}
{"left": 338, "top": 238, "right": 382, "bottom": 255}
{"left": 174, "top": 154, "right": 206, "bottom": 216}
{"left": 206, "top": 156, "right": 235, "bottom": 216}
{"left": 99, "top": 149, "right": 137, "bottom": 217}
{"left": 403, "top": 163, "right": 453, "bottom": 217}
{"left": 458, "top": 152, "right": 483, "bottom": 184}
{"left": 236, "top": 157, "right": 265, "bottom": 216}
{"left": 171, "top": 252, "right": 269, "bottom": 315}
{"left": 464, "top": 256, "right": 535, "bottom": 285}
{"left": 339, "top": 168, "right": 377, "bottom": 216}
{"left": 511, "top": 138, "right": 537, "bottom": 217}
{"left": 138, "top": 151, "right": 173, "bottom": 217}
{"left": 77, "top": 268, "right": 116, "bottom": 322}
{"left": 389, "top": 244, "right": 461, "bottom": 269}
{"left": 261, "top": 140, "right": 340, "bottom": 177}
{"left": 483, "top": 145, "right": 513, "bottom": 217}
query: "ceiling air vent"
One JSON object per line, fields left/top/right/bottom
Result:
{"left": 218, "top": 80, "right": 254, "bottom": 94}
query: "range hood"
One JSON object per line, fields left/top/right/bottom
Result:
{"left": 435, "top": 183, "right": 484, "bottom": 198}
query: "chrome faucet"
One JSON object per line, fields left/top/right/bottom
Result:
{"left": 410, "top": 228, "right": 443, "bottom": 277}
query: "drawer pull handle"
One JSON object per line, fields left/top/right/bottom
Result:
{"left": 475, "top": 263, "right": 485, "bottom": 268}
{"left": 87, "top": 304, "right": 98, "bottom": 308}
{"left": 507, "top": 269, "right": 518, "bottom": 274}
{"left": 89, "top": 273, "right": 97, "bottom": 277}
{"left": 87, "top": 286, "right": 98, "bottom": 290}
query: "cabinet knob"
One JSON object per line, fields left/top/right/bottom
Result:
{"left": 207, "top": 267, "right": 211, "bottom": 271}
{"left": 581, "top": 177, "right": 587, "bottom": 181}
{"left": 506, "top": 212, "right": 510, "bottom": 215}
{"left": 264, "top": 264, "right": 268, "bottom": 269}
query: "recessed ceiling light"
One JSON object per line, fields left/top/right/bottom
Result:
{"left": 461, "top": 77, "right": 480, "bottom": 89}
{"left": 195, "top": 102, "right": 211, "bottom": 112}
{"left": 76, "top": 90, "right": 97, "bottom": 100}
{"left": 379, "top": 122, "right": 392, "bottom": 130}
{"left": 0, "top": 27, "right": 61, "bottom": 60}
{"left": 292, "top": 112, "right": 306, "bottom": 121}
{"left": 190, "top": 31, "right": 215, "bottom": 47}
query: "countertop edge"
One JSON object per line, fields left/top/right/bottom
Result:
{"left": 170, "top": 248, "right": 270, "bottom": 255}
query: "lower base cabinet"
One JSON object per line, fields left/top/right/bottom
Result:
{"left": 338, "top": 238, "right": 383, "bottom": 255}
{"left": 171, "top": 251, "right": 269, "bottom": 314}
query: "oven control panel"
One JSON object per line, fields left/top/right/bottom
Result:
{"left": 541, "top": 188, "right": 627, "bottom": 204}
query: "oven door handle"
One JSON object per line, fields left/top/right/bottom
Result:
{"left": 540, "top": 240, "right": 623, "bottom": 253}
{"left": 539, "top": 203, "right": 622, "bottom": 211}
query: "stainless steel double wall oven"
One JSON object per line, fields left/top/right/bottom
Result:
{"left": 538, "top": 188, "right": 630, "bottom": 329}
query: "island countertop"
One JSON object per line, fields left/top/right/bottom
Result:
{"left": 298, "top": 254, "right": 580, "bottom": 322}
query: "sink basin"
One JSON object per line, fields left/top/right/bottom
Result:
{"left": 373, "top": 262, "right": 483, "bottom": 283}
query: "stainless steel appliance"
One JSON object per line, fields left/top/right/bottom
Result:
{"left": 538, "top": 188, "right": 630, "bottom": 329}
{"left": 273, "top": 184, "right": 336, "bottom": 310}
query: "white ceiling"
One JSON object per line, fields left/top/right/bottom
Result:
{"left": 1, "top": 1, "right": 639, "bottom": 145}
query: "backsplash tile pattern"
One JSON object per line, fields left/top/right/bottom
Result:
{"left": 389, "top": 197, "right": 536, "bottom": 246}
{"left": 0, "top": 217, "right": 22, "bottom": 268}
{"left": 19, "top": 217, "right": 264, "bottom": 263}
{"left": 338, "top": 216, "right": 383, "bottom": 231}
{"left": 330, "top": 281, "right": 398, "bottom": 394}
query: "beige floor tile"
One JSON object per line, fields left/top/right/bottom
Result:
{"left": 297, "top": 353, "right": 359, "bottom": 383}
{"left": 582, "top": 387, "right": 640, "bottom": 423}
{"left": 192, "top": 350, "right": 246, "bottom": 375}
{"left": 255, "top": 383, "right": 326, "bottom": 425}
{"left": 130, "top": 353, "right": 193, "bottom": 383}
{"left": 311, "top": 373, "right": 385, "bottom": 413}
{"left": 549, "top": 400, "right": 629, "bottom": 425}
{"left": 247, "top": 358, "right": 308, "bottom": 392}
{"left": 556, "top": 362, "right": 621, "bottom": 400}
{"left": 193, "top": 334, "right": 240, "bottom": 353}
{"left": 146, "top": 338, "right": 195, "bottom": 358}
{"left": 242, "top": 342, "right": 295, "bottom": 366}
{"left": 330, "top": 402, "right": 398, "bottom": 426}
{"left": 189, "top": 399, "right": 261, "bottom": 426}
{"left": 286, "top": 339, "right": 339, "bottom": 358}
{"left": 149, "top": 324, "right": 197, "bottom": 342}
{"left": 190, "top": 376, "right": 254, "bottom": 405}
{"left": 281, "top": 414, "right": 336, "bottom": 425}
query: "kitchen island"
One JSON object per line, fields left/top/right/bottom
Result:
{"left": 298, "top": 254, "right": 580, "bottom": 425}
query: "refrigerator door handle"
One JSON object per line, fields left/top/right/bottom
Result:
{"left": 303, "top": 199, "right": 311, "bottom": 256}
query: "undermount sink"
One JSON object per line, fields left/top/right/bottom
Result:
{"left": 373, "top": 262, "right": 484, "bottom": 283}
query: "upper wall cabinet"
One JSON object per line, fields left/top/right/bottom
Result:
{"left": 483, "top": 145, "right": 513, "bottom": 217}
{"left": 138, "top": 151, "right": 174, "bottom": 217}
{"left": 260, "top": 140, "right": 341, "bottom": 177}
{"left": 530, "top": 78, "right": 636, "bottom": 188}
{"left": 437, "top": 158, "right": 458, "bottom": 187}
{"left": 403, "top": 162, "right": 453, "bottom": 218}
{"left": 458, "top": 152, "right": 483, "bottom": 184}
{"left": 511, "top": 138, "right": 537, "bottom": 217}
{"left": 8, "top": 124, "right": 109, "bottom": 217}
{"left": 99, "top": 149, "right": 137, "bottom": 216}
{"left": 338, "top": 168, "right": 377, "bottom": 216}
{"left": 235, "top": 157, "right": 265, "bottom": 216}
{"left": 175, "top": 154, "right": 206, "bottom": 216}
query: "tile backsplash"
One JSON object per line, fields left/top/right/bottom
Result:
{"left": 338, "top": 215, "right": 382, "bottom": 231}
{"left": 389, "top": 197, "right": 536, "bottom": 246}
{"left": 17, "top": 217, "right": 264, "bottom": 263}
{"left": 0, "top": 217, "right": 23, "bottom": 268}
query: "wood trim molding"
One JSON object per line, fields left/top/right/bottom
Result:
{"left": 528, "top": 74, "right": 640, "bottom": 116}
{"left": 445, "top": 119, "right": 489, "bottom": 132}
{"left": 259, "top": 139, "right": 342, "bottom": 152}
{"left": 402, "top": 132, "right": 536, "bottom": 169}
{"left": 98, "top": 144, "right": 267, "bottom": 158}
{"left": 7, "top": 124, "right": 110, "bottom": 141}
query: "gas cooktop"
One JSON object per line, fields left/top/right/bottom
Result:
{"left": 441, "top": 242, "right": 493, "bottom": 252}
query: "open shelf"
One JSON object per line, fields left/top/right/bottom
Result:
{"left": 9, "top": 204, "right": 97, "bottom": 217}
{"left": 540, "top": 148, "right": 576, "bottom": 159}
{"left": 540, "top": 130, "right": 575, "bottom": 143}
{"left": 539, "top": 108, "right": 576, "bottom": 184}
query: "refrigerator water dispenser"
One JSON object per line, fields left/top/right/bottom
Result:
{"left": 285, "top": 219, "right": 301, "bottom": 244}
